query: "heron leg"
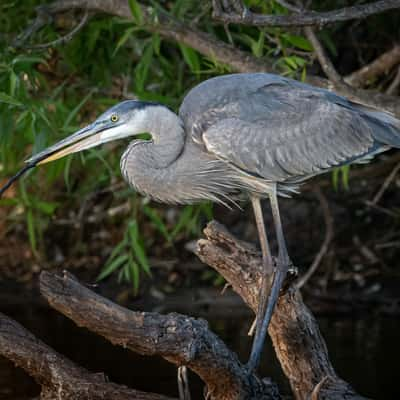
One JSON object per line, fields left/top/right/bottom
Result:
{"left": 247, "top": 195, "right": 274, "bottom": 372}
{"left": 247, "top": 188, "right": 292, "bottom": 373}
{"left": 269, "top": 186, "right": 291, "bottom": 268}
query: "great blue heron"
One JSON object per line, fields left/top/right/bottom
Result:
{"left": 1, "top": 73, "right": 400, "bottom": 372}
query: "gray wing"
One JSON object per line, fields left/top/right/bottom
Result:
{"left": 183, "top": 74, "right": 400, "bottom": 183}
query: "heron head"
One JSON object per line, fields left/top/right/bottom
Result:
{"left": 26, "top": 100, "right": 157, "bottom": 166}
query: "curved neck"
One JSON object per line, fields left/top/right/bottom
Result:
{"left": 120, "top": 106, "right": 186, "bottom": 195}
{"left": 132, "top": 105, "right": 185, "bottom": 168}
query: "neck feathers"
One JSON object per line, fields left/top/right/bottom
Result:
{"left": 120, "top": 105, "right": 186, "bottom": 193}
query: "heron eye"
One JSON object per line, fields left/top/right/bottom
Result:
{"left": 110, "top": 114, "right": 119, "bottom": 123}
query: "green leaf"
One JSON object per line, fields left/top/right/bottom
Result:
{"left": 332, "top": 168, "right": 339, "bottom": 191}
{"left": 282, "top": 34, "right": 313, "bottom": 51}
{"left": 332, "top": 166, "right": 350, "bottom": 191}
{"left": 341, "top": 165, "right": 350, "bottom": 190}
{"left": 171, "top": 205, "right": 193, "bottom": 238}
{"left": 9, "top": 71, "right": 18, "bottom": 96}
{"left": 113, "top": 27, "right": 136, "bottom": 56}
{"left": 0, "top": 92, "right": 23, "bottom": 107}
{"left": 134, "top": 43, "right": 153, "bottom": 92}
{"left": 128, "top": 221, "right": 151, "bottom": 277}
{"left": 179, "top": 44, "right": 200, "bottom": 73}
{"left": 128, "top": 0, "right": 143, "bottom": 25}
{"left": 32, "top": 199, "right": 59, "bottom": 215}
{"left": 11, "top": 55, "right": 47, "bottom": 66}
{"left": 26, "top": 210, "right": 37, "bottom": 253}
{"left": 63, "top": 90, "right": 94, "bottom": 129}
{"left": 301, "top": 66, "right": 307, "bottom": 82}
{"left": 97, "top": 254, "right": 129, "bottom": 280}
{"left": 152, "top": 34, "right": 161, "bottom": 56}
{"left": 129, "top": 257, "right": 140, "bottom": 294}
{"left": 143, "top": 205, "right": 171, "bottom": 242}
{"left": 251, "top": 31, "right": 265, "bottom": 58}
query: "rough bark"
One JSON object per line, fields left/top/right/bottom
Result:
{"left": 0, "top": 221, "right": 371, "bottom": 399}
{"left": 212, "top": 0, "right": 400, "bottom": 27}
{"left": 39, "top": 271, "right": 279, "bottom": 400}
{"left": 196, "top": 222, "right": 370, "bottom": 400}
{"left": 345, "top": 45, "right": 400, "bottom": 87}
{"left": 0, "top": 311, "right": 175, "bottom": 400}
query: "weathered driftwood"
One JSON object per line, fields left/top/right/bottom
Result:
{"left": 0, "top": 311, "right": 175, "bottom": 400}
{"left": 196, "top": 221, "right": 370, "bottom": 400}
{"left": 39, "top": 271, "right": 279, "bottom": 400}
{"left": 0, "top": 221, "right": 371, "bottom": 399}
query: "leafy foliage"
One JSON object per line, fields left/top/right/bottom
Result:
{"left": 0, "top": 0, "right": 313, "bottom": 286}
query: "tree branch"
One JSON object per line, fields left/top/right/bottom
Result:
{"left": 345, "top": 45, "right": 400, "bottom": 87}
{"left": 28, "top": 9, "right": 90, "bottom": 49}
{"left": 196, "top": 222, "right": 370, "bottom": 400}
{"left": 16, "top": 0, "right": 400, "bottom": 117}
{"left": 0, "top": 311, "right": 175, "bottom": 400}
{"left": 212, "top": 0, "right": 400, "bottom": 27}
{"left": 304, "top": 26, "right": 344, "bottom": 85}
{"left": 39, "top": 271, "right": 280, "bottom": 400}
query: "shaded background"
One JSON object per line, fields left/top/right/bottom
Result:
{"left": 1, "top": 0, "right": 400, "bottom": 399}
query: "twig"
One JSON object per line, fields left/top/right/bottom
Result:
{"left": 212, "top": 0, "right": 400, "bottom": 27}
{"left": 27, "top": 9, "right": 89, "bottom": 49}
{"left": 345, "top": 45, "right": 400, "bottom": 88}
{"left": 386, "top": 66, "right": 400, "bottom": 94}
{"left": 370, "top": 161, "right": 400, "bottom": 205}
{"left": 304, "top": 26, "right": 344, "bottom": 85}
{"left": 296, "top": 188, "right": 334, "bottom": 289}
{"left": 311, "top": 376, "right": 331, "bottom": 400}
{"left": 364, "top": 200, "right": 399, "bottom": 217}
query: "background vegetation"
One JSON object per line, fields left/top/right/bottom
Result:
{"left": 0, "top": 0, "right": 399, "bottom": 292}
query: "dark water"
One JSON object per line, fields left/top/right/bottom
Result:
{"left": 1, "top": 300, "right": 399, "bottom": 400}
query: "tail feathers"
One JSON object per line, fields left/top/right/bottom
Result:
{"left": 366, "top": 112, "right": 400, "bottom": 148}
{"left": 342, "top": 100, "right": 400, "bottom": 148}
{"left": 353, "top": 103, "right": 400, "bottom": 148}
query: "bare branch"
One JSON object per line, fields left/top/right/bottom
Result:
{"left": 196, "top": 222, "right": 369, "bottom": 400}
{"left": 304, "top": 26, "right": 344, "bottom": 85}
{"left": 386, "top": 65, "right": 400, "bottom": 94}
{"left": 17, "top": 0, "right": 400, "bottom": 117}
{"left": 0, "top": 311, "right": 175, "bottom": 400}
{"left": 370, "top": 161, "right": 400, "bottom": 205}
{"left": 28, "top": 10, "right": 90, "bottom": 49}
{"left": 39, "top": 271, "right": 279, "bottom": 400}
{"left": 212, "top": 0, "right": 400, "bottom": 27}
{"left": 345, "top": 45, "right": 400, "bottom": 87}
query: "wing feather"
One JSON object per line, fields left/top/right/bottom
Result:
{"left": 201, "top": 94, "right": 375, "bottom": 182}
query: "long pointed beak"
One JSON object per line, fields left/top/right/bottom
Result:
{"left": 26, "top": 122, "right": 107, "bottom": 166}
{"left": 1, "top": 121, "right": 116, "bottom": 198}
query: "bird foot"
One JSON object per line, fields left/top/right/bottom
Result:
{"left": 272, "top": 257, "right": 297, "bottom": 293}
